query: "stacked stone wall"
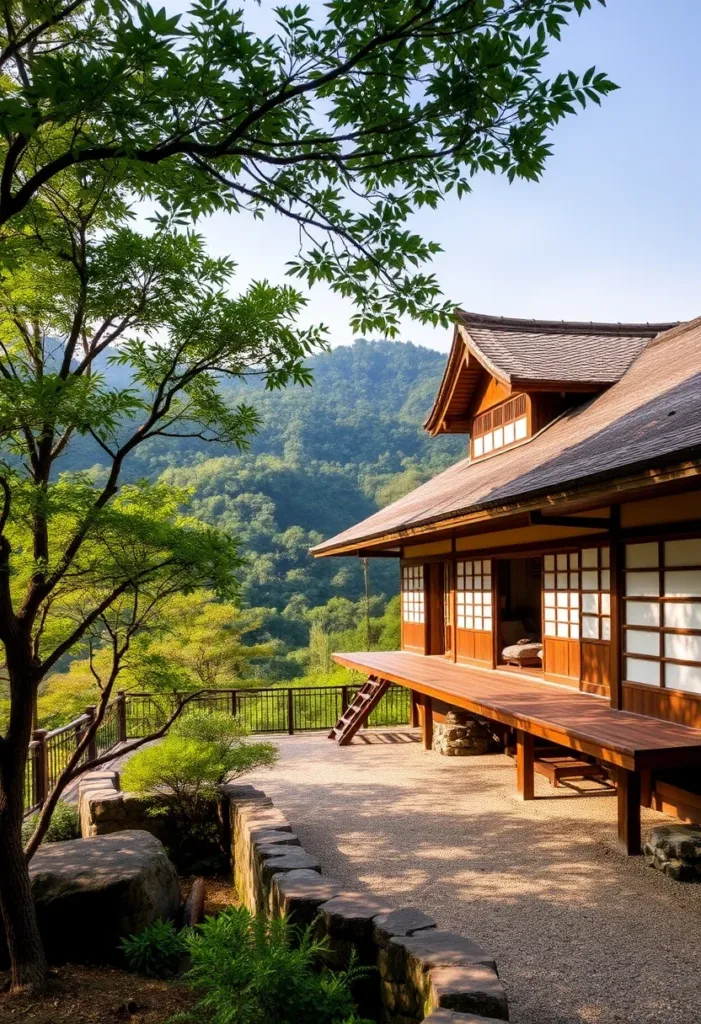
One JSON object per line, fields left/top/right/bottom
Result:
{"left": 225, "top": 781, "right": 509, "bottom": 1023}
{"left": 81, "top": 772, "right": 511, "bottom": 1022}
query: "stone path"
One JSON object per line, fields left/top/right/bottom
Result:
{"left": 248, "top": 729, "right": 701, "bottom": 1024}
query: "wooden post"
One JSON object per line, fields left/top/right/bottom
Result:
{"left": 410, "top": 690, "right": 419, "bottom": 728}
{"left": 341, "top": 686, "right": 349, "bottom": 714}
{"left": 32, "top": 729, "right": 48, "bottom": 808}
{"left": 516, "top": 729, "right": 535, "bottom": 800}
{"left": 230, "top": 689, "right": 238, "bottom": 718}
{"left": 422, "top": 694, "right": 433, "bottom": 751}
{"left": 609, "top": 505, "right": 624, "bottom": 710}
{"left": 287, "top": 688, "right": 294, "bottom": 735}
{"left": 616, "top": 766, "right": 642, "bottom": 856}
{"left": 84, "top": 705, "right": 98, "bottom": 762}
{"left": 116, "top": 690, "right": 127, "bottom": 743}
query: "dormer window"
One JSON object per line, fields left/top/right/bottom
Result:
{"left": 472, "top": 394, "right": 528, "bottom": 459}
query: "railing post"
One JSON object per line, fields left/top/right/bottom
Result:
{"left": 341, "top": 686, "right": 348, "bottom": 714}
{"left": 231, "top": 689, "right": 238, "bottom": 718}
{"left": 287, "top": 688, "right": 294, "bottom": 735}
{"left": 84, "top": 705, "right": 98, "bottom": 762}
{"left": 32, "top": 729, "right": 48, "bottom": 809}
{"left": 117, "top": 690, "right": 127, "bottom": 743}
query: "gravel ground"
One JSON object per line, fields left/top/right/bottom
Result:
{"left": 248, "top": 729, "right": 701, "bottom": 1024}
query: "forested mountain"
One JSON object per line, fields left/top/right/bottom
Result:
{"left": 55, "top": 339, "right": 464, "bottom": 684}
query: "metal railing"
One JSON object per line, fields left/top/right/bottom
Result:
{"left": 22, "top": 683, "right": 410, "bottom": 817}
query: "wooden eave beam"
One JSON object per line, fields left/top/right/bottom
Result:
{"left": 529, "top": 510, "right": 611, "bottom": 530}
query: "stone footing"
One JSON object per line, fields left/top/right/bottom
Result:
{"left": 432, "top": 710, "right": 495, "bottom": 757}
{"left": 644, "top": 824, "right": 701, "bottom": 881}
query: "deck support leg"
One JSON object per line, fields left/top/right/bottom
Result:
{"left": 410, "top": 691, "right": 420, "bottom": 729}
{"left": 616, "top": 766, "right": 642, "bottom": 856}
{"left": 516, "top": 729, "right": 535, "bottom": 800}
{"left": 422, "top": 695, "right": 433, "bottom": 751}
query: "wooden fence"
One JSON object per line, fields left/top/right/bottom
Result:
{"left": 23, "top": 684, "right": 410, "bottom": 817}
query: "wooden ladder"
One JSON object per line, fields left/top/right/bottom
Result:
{"left": 328, "top": 676, "right": 390, "bottom": 746}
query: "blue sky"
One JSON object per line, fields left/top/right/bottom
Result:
{"left": 191, "top": 0, "right": 701, "bottom": 352}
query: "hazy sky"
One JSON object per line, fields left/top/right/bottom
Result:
{"left": 185, "top": 0, "right": 701, "bottom": 352}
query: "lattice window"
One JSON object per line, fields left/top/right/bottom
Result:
{"left": 401, "top": 565, "right": 425, "bottom": 624}
{"left": 624, "top": 538, "right": 701, "bottom": 693}
{"left": 472, "top": 395, "right": 527, "bottom": 458}
{"left": 456, "top": 559, "right": 492, "bottom": 631}
{"left": 543, "top": 547, "right": 610, "bottom": 640}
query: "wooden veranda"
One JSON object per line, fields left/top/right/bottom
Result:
{"left": 333, "top": 650, "right": 701, "bottom": 855}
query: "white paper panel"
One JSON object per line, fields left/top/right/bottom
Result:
{"left": 664, "top": 602, "right": 701, "bottom": 630}
{"left": 544, "top": 555, "right": 555, "bottom": 570}
{"left": 569, "top": 592, "right": 580, "bottom": 608}
{"left": 625, "top": 629, "right": 660, "bottom": 656}
{"left": 544, "top": 573, "right": 555, "bottom": 590}
{"left": 556, "top": 622, "right": 569, "bottom": 638}
{"left": 665, "top": 570, "right": 701, "bottom": 598}
{"left": 601, "top": 617, "right": 611, "bottom": 640}
{"left": 569, "top": 552, "right": 579, "bottom": 569}
{"left": 582, "top": 570, "right": 598, "bottom": 591}
{"left": 581, "top": 548, "right": 598, "bottom": 568}
{"left": 625, "top": 657, "right": 660, "bottom": 686}
{"left": 515, "top": 416, "right": 528, "bottom": 440}
{"left": 582, "top": 593, "right": 599, "bottom": 614}
{"left": 601, "top": 570, "right": 610, "bottom": 591}
{"left": 557, "top": 553, "right": 568, "bottom": 570}
{"left": 544, "top": 621, "right": 556, "bottom": 637}
{"left": 570, "top": 623, "right": 580, "bottom": 639}
{"left": 493, "top": 427, "right": 504, "bottom": 449}
{"left": 544, "top": 592, "right": 555, "bottom": 607}
{"left": 582, "top": 615, "right": 599, "bottom": 639}
{"left": 665, "top": 538, "right": 701, "bottom": 567}
{"left": 665, "top": 633, "right": 701, "bottom": 664}
{"left": 473, "top": 437, "right": 484, "bottom": 457}
{"left": 601, "top": 547, "right": 610, "bottom": 568}
{"left": 626, "top": 572, "right": 660, "bottom": 597}
{"left": 601, "top": 593, "right": 610, "bottom": 615}
{"left": 556, "top": 592, "right": 568, "bottom": 608}
{"left": 504, "top": 422, "right": 515, "bottom": 445}
{"left": 665, "top": 662, "right": 701, "bottom": 694}
{"left": 544, "top": 608, "right": 556, "bottom": 622}
{"left": 483, "top": 433, "right": 493, "bottom": 453}
{"left": 557, "top": 573, "right": 568, "bottom": 589}
{"left": 625, "top": 601, "right": 660, "bottom": 627}
{"left": 626, "top": 542, "right": 659, "bottom": 568}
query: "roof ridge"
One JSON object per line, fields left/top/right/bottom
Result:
{"left": 456, "top": 309, "right": 679, "bottom": 338}
{"left": 645, "top": 315, "right": 701, "bottom": 347}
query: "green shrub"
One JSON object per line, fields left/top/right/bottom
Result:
{"left": 181, "top": 906, "right": 370, "bottom": 1024}
{"left": 120, "top": 710, "right": 278, "bottom": 871}
{"left": 21, "top": 801, "right": 81, "bottom": 846}
{"left": 121, "top": 919, "right": 188, "bottom": 978}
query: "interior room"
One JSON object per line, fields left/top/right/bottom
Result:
{"left": 497, "top": 557, "right": 543, "bottom": 670}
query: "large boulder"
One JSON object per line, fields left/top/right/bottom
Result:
{"left": 28, "top": 829, "right": 180, "bottom": 964}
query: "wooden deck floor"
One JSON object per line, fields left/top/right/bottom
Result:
{"left": 333, "top": 651, "right": 701, "bottom": 772}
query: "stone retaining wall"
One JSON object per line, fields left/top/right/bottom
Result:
{"left": 81, "top": 771, "right": 510, "bottom": 1022}
{"left": 224, "top": 781, "right": 509, "bottom": 1023}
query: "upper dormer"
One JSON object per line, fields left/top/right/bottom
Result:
{"left": 424, "top": 311, "right": 675, "bottom": 461}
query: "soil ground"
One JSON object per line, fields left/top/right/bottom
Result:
{"left": 0, "top": 964, "right": 195, "bottom": 1023}
{"left": 0, "top": 874, "right": 238, "bottom": 1024}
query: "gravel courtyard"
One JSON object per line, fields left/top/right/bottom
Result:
{"left": 248, "top": 729, "right": 701, "bottom": 1024}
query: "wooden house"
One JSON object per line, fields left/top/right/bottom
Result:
{"left": 312, "top": 311, "right": 701, "bottom": 855}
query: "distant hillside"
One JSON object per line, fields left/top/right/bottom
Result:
{"left": 59, "top": 340, "right": 464, "bottom": 662}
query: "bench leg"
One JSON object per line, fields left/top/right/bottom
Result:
{"left": 422, "top": 695, "right": 433, "bottom": 751}
{"left": 516, "top": 729, "right": 535, "bottom": 800}
{"left": 616, "top": 766, "right": 642, "bottom": 855}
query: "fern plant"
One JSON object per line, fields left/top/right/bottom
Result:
{"left": 121, "top": 919, "right": 189, "bottom": 978}
{"left": 180, "top": 906, "right": 371, "bottom": 1024}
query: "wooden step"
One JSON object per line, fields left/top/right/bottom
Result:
{"left": 535, "top": 756, "right": 606, "bottom": 787}
{"left": 327, "top": 677, "right": 391, "bottom": 746}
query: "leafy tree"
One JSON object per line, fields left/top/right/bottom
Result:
{"left": 0, "top": 0, "right": 615, "bottom": 335}
{"left": 122, "top": 590, "right": 282, "bottom": 691}
{"left": 0, "top": 193, "right": 320, "bottom": 989}
{"left": 0, "top": 0, "right": 617, "bottom": 990}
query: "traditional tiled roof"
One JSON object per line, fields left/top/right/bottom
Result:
{"left": 424, "top": 311, "right": 678, "bottom": 436}
{"left": 312, "top": 317, "right": 701, "bottom": 556}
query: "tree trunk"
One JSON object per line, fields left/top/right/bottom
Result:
{"left": 0, "top": 812, "right": 47, "bottom": 990}
{"left": 0, "top": 644, "right": 48, "bottom": 991}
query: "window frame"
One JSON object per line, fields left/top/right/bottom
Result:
{"left": 455, "top": 558, "right": 493, "bottom": 633}
{"left": 623, "top": 535, "right": 701, "bottom": 693}
{"left": 401, "top": 564, "right": 425, "bottom": 625}
{"left": 471, "top": 394, "right": 529, "bottom": 460}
